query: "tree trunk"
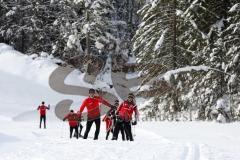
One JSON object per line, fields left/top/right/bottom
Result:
{"left": 85, "top": 10, "right": 90, "bottom": 55}
{"left": 172, "top": 0, "right": 179, "bottom": 112}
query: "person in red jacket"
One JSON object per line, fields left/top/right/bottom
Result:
{"left": 103, "top": 112, "right": 113, "bottom": 140}
{"left": 79, "top": 88, "right": 113, "bottom": 140}
{"left": 63, "top": 110, "right": 81, "bottom": 139}
{"left": 110, "top": 100, "right": 127, "bottom": 141}
{"left": 112, "top": 93, "right": 139, "bottom": 141}
{"left": 37, "top": 101, "right": 50, "bottom": 129}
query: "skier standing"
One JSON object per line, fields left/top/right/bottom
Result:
{"left": 79, "top": 88, "right": 113, "bottom": 140}
{"left": 110, "top": 100, "right": 126, "bottom": 141}
{"left": 63, "top": 110, "right": 81, "bottom": 139}
{"left": 37, "top": 101, "right": 50, "bottom": 129}
{"left": 112, "top": 93, "right": 139, "bottom": 141}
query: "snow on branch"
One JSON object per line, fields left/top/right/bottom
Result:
{"left": 156, "top": 65, "right": 236, "bottom": 83}
{"left": 158, "top": 65, "right": 210, "bottom": 82}
{"left": 154, "top": 28, "right": 168, "bottom": 51}
{"left": 229, "top": 3, "right": 240, "bottom": 12}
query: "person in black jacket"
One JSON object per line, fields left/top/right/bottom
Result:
{"left": 111, "top": 100, "right": 127, "bottom": 141}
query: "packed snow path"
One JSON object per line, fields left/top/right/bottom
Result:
{"left": 0, "top": 121, "right": 179, "bottom": 160}
{"left": 0, "top": 120, "right": 240, "bottom": 160}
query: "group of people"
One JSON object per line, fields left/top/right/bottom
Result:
{"left": 37, "top": 88, "right": 139, "bottom": 141}
{"left": 103, "top": 95, "right": 139, "bottom": 141}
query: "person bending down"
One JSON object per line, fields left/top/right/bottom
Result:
{"left": 63, "top": 110, "right": 81, "bottom": 139}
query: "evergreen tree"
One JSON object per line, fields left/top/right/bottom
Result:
{"left": 179, "top": 0, "right": 232, "bottom": 119}
{"left": 134, "top": 0, "right": 240, "bottom": 120}
{"left": 133, "top": 0, "right": 182, "bottom": 114}
{"left": 0, "top": 0, "right": 61, "bottom": 54}
{"left": 79, "top": 0, "right": 117, "bottom": 55}
{"left": 50, "top": 0, "right": 84, "bottom": 60}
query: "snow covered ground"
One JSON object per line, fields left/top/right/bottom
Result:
{"left": 0, "top": 43, "right": 240, "bottom": 160}
{"left": 1, "top": 120, "right": 240, "bottom": 160}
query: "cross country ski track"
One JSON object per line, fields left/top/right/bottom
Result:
{"left": 0, "top": 120, "right": 211, "bottom": 160}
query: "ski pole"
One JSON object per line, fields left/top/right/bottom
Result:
{"left": 133, "top": 124, "right": 136, "bottom": 137}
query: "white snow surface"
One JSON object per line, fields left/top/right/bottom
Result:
{"left": 125, "top": 72, "right": 140, "bottom": 79}
{"left": 67, "top": 34, "right": 82, "bottom": 51}
{"left": 127, "top": 54, "right": 137, "bottom": 64}
{"left": 82, "top": 23, "right": 91, "bottom": 34}
{"left": 229, "top": 3, "right": 240, "bottom": 12}
{"left": 154, "top": 28, "right": 168, "bottom": 51}
{"left": 95, "top": 41, "right": 105, "bottom": 49}
{"left": 216, "top": 96, "right": 230, "bottom": 112}
{"left": 0, "top": 44, "right": 58, "bottom": 87}
{"left": 176, "top": 9, "right": 183, "bottom": 16}
{"left": 217, "top": 114, "right": 226, "bottom": 123}
{"left": 213, "top": 18, "right": 225, "bottom": 32}
{"left": 0, "top": 44, "right": 240, "bottom": 160}
{"left": 190, "top": 20, "right": 198, "bottom": 30}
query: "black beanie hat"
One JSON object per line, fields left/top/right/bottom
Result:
{"left": 89, "top": 88, "right": 95, "bottom": 93}
{"left": 128, "top": 93, "right": 135, "bottom": 98}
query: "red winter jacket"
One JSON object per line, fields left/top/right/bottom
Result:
{"left": 103, "top": 115, "right": 112, "bottom": 131}
{"left": 116, "top": 100, "right": 139, "bottom": 122}
{"left": 79, "top": 96, "right": 111, "bottom": 120}
{"left": 37, "top": 105, "right": 50, "bottom": 116}
{"left": 63, "top": 113, "right": 80, "bottom": 127}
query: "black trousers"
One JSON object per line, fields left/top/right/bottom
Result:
{"left": 124, "top": 121, "right": 133, "bottom": 141}
{"left": 83, "top": 118, "right": 100, "bottom": 140}
{"left": 112, "top": 118, "right": 126, "bottom": 140}
{"left": 79, "top": 123, "right": 83, "bottom": 136}
{"left": 39, "top": 115, "right": 46, "bottom": 129}
{"left": 70, "top": 126, "right": 78, "bottom": 139}
{"left": 112, "top": 121, "right": 131, "bottom": 141}
{"left": 106, "top": 129, "right": 113, "bottom": 140}
{"left": 74, "top": 123, "right": 83, "bottom": 137}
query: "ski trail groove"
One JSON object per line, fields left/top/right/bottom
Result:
{"left": 182, "top": 143, "right": 200, "bottom": 160}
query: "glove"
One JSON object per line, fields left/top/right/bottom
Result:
{"left": 132, "top": 121, "right": 137, "bottom": 125}
{"left": 63, "top": 119, "right": 65, "bottom": 122}
{"left": 116, "top": 115, "right": 123, "bottom": 122}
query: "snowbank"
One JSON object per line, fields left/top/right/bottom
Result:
{"left": 0, "top": 43, "right": 60, "bottom": 87}
{"left": 0, "top": 43, "right": 85, "bottom": 118}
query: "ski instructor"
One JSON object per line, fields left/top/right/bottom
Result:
{"left": 112, "top": 93, "right": 139, "bottom": 141}
{"left": 79, "top": 88, "right": 113, "bottom": 140}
